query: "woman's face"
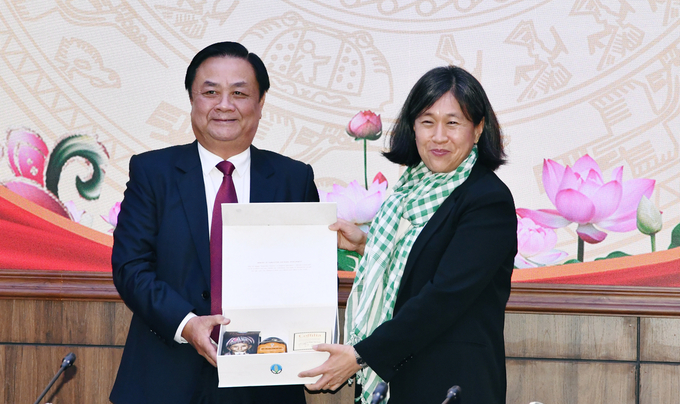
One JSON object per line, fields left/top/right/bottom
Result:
{"left": 414, "top": 92, "right": 483, "bottom": 173}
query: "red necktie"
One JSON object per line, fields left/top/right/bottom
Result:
{"left": 210, "top": 161, "right": 237, "bottom": 342}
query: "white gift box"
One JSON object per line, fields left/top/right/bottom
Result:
{"left": 216, "top": 202, "right": 338, "bottom": 387}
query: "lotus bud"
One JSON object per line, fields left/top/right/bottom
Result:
{"left": 637, "top": 196, "right": 662, "bottom": 235}
{"left": 346, "top": 111, "right": 382, "bottom": 141}
{"left": 372, "top": 172, "right": 387, "bottom": 186}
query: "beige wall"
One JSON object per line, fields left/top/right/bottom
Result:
{"left": 0, "top": 1, "right": 678, "bottom": 261}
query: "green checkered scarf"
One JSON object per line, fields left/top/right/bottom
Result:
{"left": 344, "top": 146, "right": 477, "bottom": 404}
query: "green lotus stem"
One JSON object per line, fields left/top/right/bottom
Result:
{"left": 45, "top": 134, "right": 108, "bottom": 200}
{"left": 363, "top": 139, "right": 368, "bottom": 190}
{"left": 651, "top": 233, "right": 656, "bottom": 253}
{"left": 577, "top": 237, "right": 584, "bottom": 263}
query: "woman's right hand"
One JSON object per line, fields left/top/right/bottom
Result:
{"left": 330, "top": 219, "right": 367, "bottom": 256}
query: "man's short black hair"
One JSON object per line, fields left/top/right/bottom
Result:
{"left": 185, "top": 41, "right": 270, "bottom": 100}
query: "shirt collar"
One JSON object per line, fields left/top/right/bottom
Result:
{"left": 197, "top": 142, "right": 251, "bottom": 177}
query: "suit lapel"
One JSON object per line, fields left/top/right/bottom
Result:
{"left": 248, "top": 146, "right": 277, "bottom": 202}
{"left": 397, "top": 164, "right": 485, "bottom": 296}
{"left": 176, "top": 142, "right": 211, "bottom": 285}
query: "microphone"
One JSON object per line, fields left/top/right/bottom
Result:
{"left": 34, "top": 352, "right": 77, "bottom": 404}
{"left": 441, "top": 385, "right": 461, "bottom": 403}
{"left": 370, "top": 382, "right": 388, "bottom": 404}
{"left": 61, "top": 352, "right": 76, "bottom": 367}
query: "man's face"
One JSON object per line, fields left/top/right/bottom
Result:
{"left": 190, "top": 56, "right": 265, "bottom": 158}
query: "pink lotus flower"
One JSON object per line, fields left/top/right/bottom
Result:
{"left": 64, "top": 200, "right": 94, "bottom": 227}
{"left": 515, "top": 217, "right": 567, "bottom": 268}
{"left": 346, "top": 110, "right": 382, "bottom": 141}
{"left": 64, "top": 200, "right": 85, "bottom": 222}
{"left": 517, "top": 155, "right": 655, "bottom": 243}
{"left": 101, "top": 202, "right": 121, "bottom": 232}
{"left": 320, "top": 173, "right": 388, "bottom": 224}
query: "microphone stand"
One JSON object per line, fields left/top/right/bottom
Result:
{"left": 34, "top": 352, "right": 76, "bottom": 404}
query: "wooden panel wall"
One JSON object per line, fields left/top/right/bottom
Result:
{"left": 506, "top": 313, "right": 680, "bottom": 404}
{"left": 0, "top": 299, "right": 128, "bottom": 404}
{"left": 3, "top": 272, "right": 680, "bottom": 404}
{"left": 0, "top": 298, "right": 353, "bottom": 404}
{"left": 1, "top": 345, "right": 123, "bottom": 404}
{"left": 639, "top": 318, "right": 680, "bottom": 404}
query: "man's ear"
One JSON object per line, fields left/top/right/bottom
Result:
{"left": 258, "top": 93, "right": 266, "bottom": 118}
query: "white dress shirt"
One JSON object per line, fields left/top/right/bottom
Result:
{"left": 174, "top": 143, "right": 251, "bottom": 343}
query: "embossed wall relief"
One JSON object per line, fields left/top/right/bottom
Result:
{"left": 0, "top": 0, "right": 678, "bottom": 264}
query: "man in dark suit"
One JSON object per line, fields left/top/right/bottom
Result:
{"left": 110, "top": 42, "right": 316, "bottom": 404}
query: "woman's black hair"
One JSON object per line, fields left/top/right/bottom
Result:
{"left": 184, "top": 41, "right": 270, "bottom": 100}
{"left": 383, "top": 65, "right": 506, "bottom": 171}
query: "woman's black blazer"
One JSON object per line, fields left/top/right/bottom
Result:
{"left": 354, "top": 163, "right": 517, "bottom": 404}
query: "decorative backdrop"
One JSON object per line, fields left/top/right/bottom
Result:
{"left": 1, "top": 0, "right": 679, "bottom": 282}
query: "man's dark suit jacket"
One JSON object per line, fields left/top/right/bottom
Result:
{"left": 110, "top": 142, "right": 318, "bottom": 404}
{"left": 354, "top": 163, "right": 517, "bottom": 404}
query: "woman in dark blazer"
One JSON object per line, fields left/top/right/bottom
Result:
{"left": 300, "top": 65, "right": 517, "bottom": 404}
